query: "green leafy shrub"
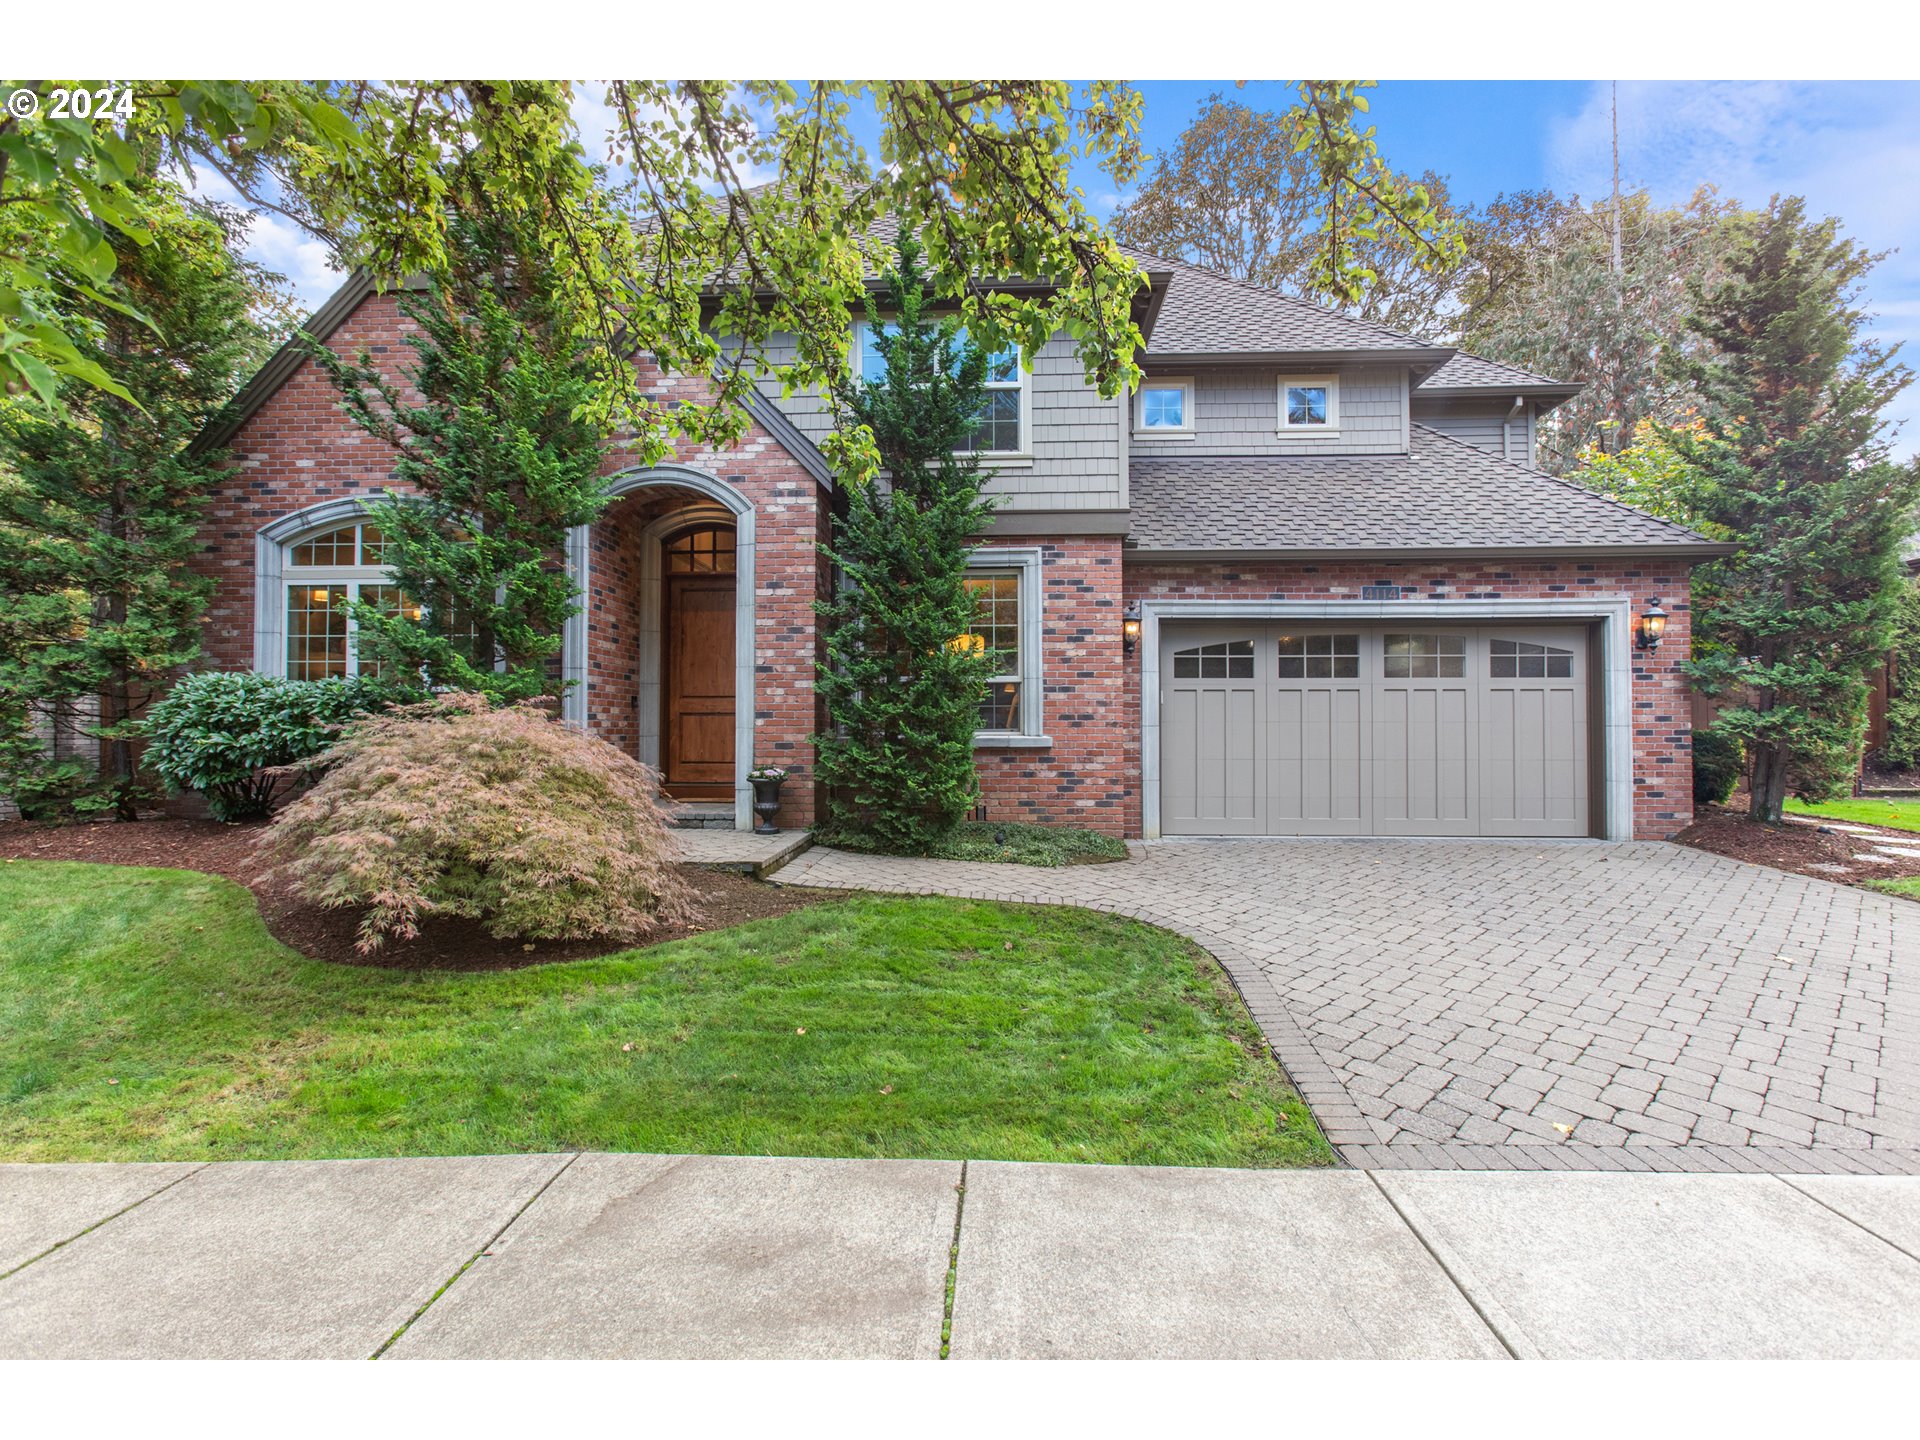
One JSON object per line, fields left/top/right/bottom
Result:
{"left": 261, "top": 693, "right": 694, "bottom": 952}
{"left": 144, "top": 671, "right": 392, "bottom": 821}
{"left": 1692, "top": 726, "right": 1745, "bottom": 806}
{"left": 5, "top": 758, "right": 119, "bottom": 822}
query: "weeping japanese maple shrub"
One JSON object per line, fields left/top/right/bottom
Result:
{"left": 261, "top": 694, "right": 693, "bottom": 953}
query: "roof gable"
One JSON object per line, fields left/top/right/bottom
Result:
{"left": 1126, "top": 247, "right": 1452, "bottom": 364}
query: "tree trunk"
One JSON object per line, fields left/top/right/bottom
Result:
{"left": 1749, "top": 743, "right": 1789, "bottom": 824}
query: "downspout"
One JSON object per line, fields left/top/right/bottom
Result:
{"left": 1503, "top": 396, "right": 1525, "bottom": 463}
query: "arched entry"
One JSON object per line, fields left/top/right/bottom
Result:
{"left": 563, "top": 464, "right": 757, "bottom": 830}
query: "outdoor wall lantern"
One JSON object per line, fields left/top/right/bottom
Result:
{"left": 1122, "top": 603, "right": 1142, "bottom": 654}
{"left": 1636, "top": 598, "right": 1669, "bottom": 652}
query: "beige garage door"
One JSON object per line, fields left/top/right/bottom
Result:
{"left": 1160, "top": 623, "right": 1591, "bottom": 838}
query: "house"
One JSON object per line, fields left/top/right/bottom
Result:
{"left": 187, "top": 248, "right": 1725, "bottom": 838}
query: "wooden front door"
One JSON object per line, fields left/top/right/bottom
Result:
{"left": 662, "top": 525, "right": 737, "bottom": 800}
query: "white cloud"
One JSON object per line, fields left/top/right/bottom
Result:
{"left": 1548, "top": 81, "right": 1920, "bottom": 457}
{"left": 172, "top": 159, "right": 345, "bottom": 316}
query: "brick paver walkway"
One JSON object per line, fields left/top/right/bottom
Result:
{"left": 776, "top": 839, "right": 1920, "bottom": 1175}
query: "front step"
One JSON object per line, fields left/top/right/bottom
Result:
{"left": 670, "top": 802, "right": 737, "bottom": 830}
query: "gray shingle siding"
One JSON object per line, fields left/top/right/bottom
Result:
{"left": 751, "top": 328, "right": 1124, "bottom": 511}
{"left": 1412, "top": 397, "right": 1541, "bottom": 468}
{"left": 1133, "top": 365, "right": 1408, "bottom": 458}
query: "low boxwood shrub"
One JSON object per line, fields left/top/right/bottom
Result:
{"left": 144, "top": 671, "right": 393, "bottom": 822}
{"left": 261, "top": 693, "right": 694, "bottom": 953}
{"left": 1692, "top": 726, "right": 1745, "bottom": 806}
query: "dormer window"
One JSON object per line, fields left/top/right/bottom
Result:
{"left": 1279, "top": 375, "right": 1339, "bottom": 433}
{"left": 1134, "top": 377, "right": 1194, "bottom": 437}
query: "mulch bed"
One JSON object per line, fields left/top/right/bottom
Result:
{"left": 0, "top": 816, "right": 826, "bottom": 972}
{"left": 1860, "top": 761, "right": 1920, "bottom": 794}
{"left": 1676, "top": 800, "right": 1920, "bottom": 889}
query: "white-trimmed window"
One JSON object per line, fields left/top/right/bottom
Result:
{"left": 1278, "top": 374, "right": 1339, "bottom": 433}
{"left": 854, "top": 320, "right": 1029, "bottom": 456}
{"left": 281, "top": 521, "right": 417, "bottom": 679}
{"left": 1133, "top": 376, "right": 1194, "bottom": 437}
{"left": 960, "top": 547, "right": 1045, "bottom": 744}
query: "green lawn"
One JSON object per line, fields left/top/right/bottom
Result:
{"left": 1784, "top": 795, "right": 1920, "bottom": 833}
{"left": 0, "top": 861, "right": 1330, "bottom": 1168}
{"left": 1863, "top": 876, "right": 1920, "bottom": 902}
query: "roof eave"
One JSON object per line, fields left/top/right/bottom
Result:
{"left": 1124, "top": 542, "right": 1736, "bottom": 563}
{"left": 1143, "top": 346, "right": 1456, "bottom": 368}
{"left": 1413, "top": 381, "right": 1582, "bottom": 416}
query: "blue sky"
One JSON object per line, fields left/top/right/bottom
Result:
{"left": 246, "top": 80, "right": 1920, "bottom": 456}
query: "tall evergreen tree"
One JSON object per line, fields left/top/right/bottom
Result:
{"left": 1679, "top": 196, "right": 1920, "bottom": 822}
{"left": 313, "top": 217, "right": 611, "bottom": 701}
{"left": 814, "top": 236, "right": 1001, "bottom": 851}
{"left": 0, "top": 182, "right": 284, "bottom": 817}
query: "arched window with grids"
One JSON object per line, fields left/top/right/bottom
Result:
{"left": 281, "top": 521, "right": 418, "bottom": 679}
{"left": 663, "top": 524, "right": 737, "bottom": 574}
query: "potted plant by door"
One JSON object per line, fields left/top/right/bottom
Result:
{"left": 748, "top": 764, "right": 787, "bottom": 834}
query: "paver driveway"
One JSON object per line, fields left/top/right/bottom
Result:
{"left": 776, "top": 840, "right": 1920, "bottom": 1174}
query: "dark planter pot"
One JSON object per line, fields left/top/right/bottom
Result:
{"left": 750, "top": 776, "right": 784, "bottom": 834}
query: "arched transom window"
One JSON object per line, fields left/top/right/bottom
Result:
{"left": 282, "top": 521, "right": 416, "bottom": 679}
{"left": 664, "top": 525, "right": 736, "bottom": 574}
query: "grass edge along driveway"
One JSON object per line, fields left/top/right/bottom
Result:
{"left": 0, "top": 861, "right": 1331, "bottom": 1169}
{"left": 1785, "top": 794, "right": 1920, "bottom": 834}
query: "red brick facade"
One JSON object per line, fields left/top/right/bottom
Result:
{"left": 970, "top": 536, "right": 1137, "bottom": 832}
{"left": 191, "top": 291, "right": 830, "bottom": 829}
{"left": 192, "top": 287, "right": 1695, "bottom": 841}
{"left": 963, "top": 552, "right": 1694, "bottom": 842}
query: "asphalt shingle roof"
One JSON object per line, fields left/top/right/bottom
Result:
{"left": 1127, "top": 248, "right": 1444, "bottom": 358}
{"left": 1127, "top": 425, "right": 1721, "bottom": 555}
{"left": 1419, "top": 351, "right": 1577, "bottom": 393}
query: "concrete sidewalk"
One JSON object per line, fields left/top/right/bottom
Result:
{"left": 3, "top": 1155, "right": 1917, "bottom": 1359}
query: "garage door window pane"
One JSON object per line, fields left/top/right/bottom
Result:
{"left": 1279, "top": 633, "right": 1359, "bottom": 679}
{"left": 1384, "top": 633, "right": 1466, "bottom": 679}
{"left": 1174, "top": 639, "right": 1254, "bottom": 679}
{"left": 1490, "top": 637, "right": 1573, "bottom": 679}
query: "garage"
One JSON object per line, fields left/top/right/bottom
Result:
{"left": 1159, "top": 622, "right": 1594, "bottom": 838}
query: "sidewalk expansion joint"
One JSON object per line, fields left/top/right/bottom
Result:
{"left": 1365, "top": 1170, "right": 1532, "bottom": 1361}
{"left": 1777, "top": 1174, "right": 1920, "bottom": 1267}
{"left": 0, "top": 1162, "right": 210, "bottom": 1284}
{"left": 369, "top": 1151, "right": 583, "bottom": 1360}
{"left": 939, "top": 1160, "right": 968, "bottom": 1359}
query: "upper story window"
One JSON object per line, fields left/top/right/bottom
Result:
{"left": 1278, "top": 374, "right": 1339, "bottom": 433}
{"left": 854, "top": 320, "right": 1028, "bottom": 456}
{"left": 1133, "top": 377, "right": 1194, "bottom": 437}
{"left": 282, "top": 521, "right": 417, "bottom": 680}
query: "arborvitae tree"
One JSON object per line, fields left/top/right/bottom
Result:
{"left": 0, "top": 184, "right": 283, "bottom": 818}
{"left": 814, "top": 236, "right": 1001, "bottom": 851}
{"left": 312, "top": 217, "right": 610, "bottom": 701}
{"left": 1678, "top": 196, "right": 1920, "bottom": 821}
